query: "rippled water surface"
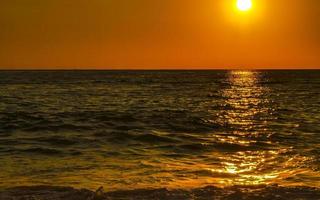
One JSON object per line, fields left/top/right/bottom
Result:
{"left": 0, "top": 70, "right": 319, "bottom": 191}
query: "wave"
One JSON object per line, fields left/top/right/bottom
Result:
{"left": 1, "top": 185, "right": 319, "bottom": 200}
{"left": 21, "top": 147, "right": 63, "bottom": 155}
{"left": 3, "top": 147, "right": 83, "bottom": 156}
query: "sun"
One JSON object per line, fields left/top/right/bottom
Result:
{"left": 237, "top": 0, "right": 252, "bottom": 11}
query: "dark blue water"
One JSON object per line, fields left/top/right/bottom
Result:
{"left": 0, "top": 70, "right": 319, "bottom": 191}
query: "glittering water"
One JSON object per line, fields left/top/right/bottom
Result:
{"left": 0, "top": 70, "right": 319, "bottom": 191}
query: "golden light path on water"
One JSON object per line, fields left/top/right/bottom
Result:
{"left": 213, "top": 70, "right": 278, "bottom": 186}
{"left": 203, "top": 71, "right": 311, "bottom": 187}
{"left": 149, "top": 70, "right": 315, "bottom": 190}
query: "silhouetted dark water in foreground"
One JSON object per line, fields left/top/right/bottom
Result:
{"left": 0, "top": 70, "right": 319, "bottom": 197}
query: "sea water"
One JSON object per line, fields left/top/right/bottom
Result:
{"left": 0, "top": 70, "right": 319, "bottom": 191}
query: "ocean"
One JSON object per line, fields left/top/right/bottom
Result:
{"left": 0, "top": 70, "right": 319, "bottom": 196}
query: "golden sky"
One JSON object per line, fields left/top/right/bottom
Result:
{"left": 0, "top": 0, "right": 319, "bottom": 69}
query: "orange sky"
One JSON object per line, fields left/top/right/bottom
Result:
{"left": 0, "top": 0, "right": 319, "bottom": 69}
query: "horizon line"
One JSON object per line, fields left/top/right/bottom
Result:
{"left": 0, "top": 66, "right": 319, "bottom": 71}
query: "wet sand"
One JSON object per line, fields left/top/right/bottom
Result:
{"left": 1, "top": 185, "right": 320, "bottom": 200}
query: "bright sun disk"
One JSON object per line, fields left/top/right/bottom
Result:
{"left": 237, "top": 0, "right": 252, "bottom": 11}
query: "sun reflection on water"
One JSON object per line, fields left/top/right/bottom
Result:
{"left": 209, "top": 70, "right": 283, "bottom": 186}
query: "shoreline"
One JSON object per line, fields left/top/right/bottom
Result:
{"left": 1, "top": 185, "right": 320, "bottom": 200}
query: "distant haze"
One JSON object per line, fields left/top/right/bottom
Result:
{"left": 0, "top": 0, "right": 319, "bottom": 69}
